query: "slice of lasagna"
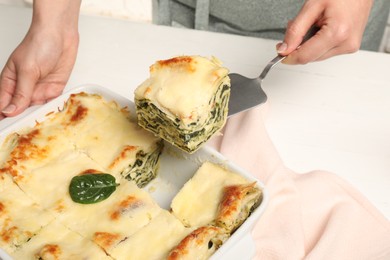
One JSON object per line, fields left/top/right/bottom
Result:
{"left": 134, "top": 55, "right": 230, "bottom": 153}
{"left": 170, "top": 161, "right": 260, "bottom": 228}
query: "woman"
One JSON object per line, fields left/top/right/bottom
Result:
{"left": 0, "top": 0, "right": 388, "bottom": 118}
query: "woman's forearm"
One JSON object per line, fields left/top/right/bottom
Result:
{"left": 32, "top": 0, "right": 82, "bottom": 34}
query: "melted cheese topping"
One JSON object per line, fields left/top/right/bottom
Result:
{"left": 0, "top": 123, "right": 75, "bottom": 180}
{"left": 135, "top": 56, "right": 229, "bottom": 123}
{"left": 59, "top": 179, "right": 161, "bottom": 253}
{"left": 15, "top": 150, "right": 106, "bottom": 214}
{"left": 11, "top": 220, "right": 111, "bottom": 260}
{"left": 0, "top": 174, "right": 53, "bottom": 253}
{"left": 56, "top": 93, "right": 160, "bottom": 177}
{"left": 110, "top": 210, "right": 192, "bottom": 259}
{"left": 0, "top": 93, "right": 160, "bottom": 182}
{"left": 171, "top": 162, "right": 248, "bottom": 227}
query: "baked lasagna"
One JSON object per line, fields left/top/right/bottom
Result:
{"left": 0, "top": 92, "right": 262, "bottom": 260}
{"left": 134, "top": 55, "right": 231, "bottom": 153}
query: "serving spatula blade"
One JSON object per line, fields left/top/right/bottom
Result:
{"left": 227, "top": 73, "right": 267, "bottom": 117}
{"left": 227, "top": 26, "right": 319, "bottom": 117}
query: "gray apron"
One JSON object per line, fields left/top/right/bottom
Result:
{"left": 153, "top": 0, "right": 390, "bottom": 51}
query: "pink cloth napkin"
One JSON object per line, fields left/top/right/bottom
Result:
{"left": 208, "top": 105, "right": 390, "bottom": 260}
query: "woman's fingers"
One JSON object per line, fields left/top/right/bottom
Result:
{"left": 277, "top": 0, "right": 373, "bottom": 65}
{"left": 277, "top": 0, "right": 324, "bottom": 55}
{"left": 2, "top": 65, "right": 38, "bottom": 116}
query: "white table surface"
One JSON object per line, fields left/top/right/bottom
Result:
{"left": 0, "top": 4, "right": 389, "bottom": 223}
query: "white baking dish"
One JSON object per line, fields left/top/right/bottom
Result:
{"left": 0, "top": 85, "right": 268, "bottom": 260}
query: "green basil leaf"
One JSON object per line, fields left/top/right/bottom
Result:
{"left": 69, "top": 173, "right": 118, "bottom": 204}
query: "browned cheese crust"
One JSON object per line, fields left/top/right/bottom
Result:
{"left": 215, "top": 182, "right": 262, "bottom": 233}
{"left": 167, "top": 226, "right": 228, "bottom": 260}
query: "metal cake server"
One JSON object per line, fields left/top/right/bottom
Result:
{"left": 227, "top": 54, "right": 285, "bottom": 117}
{"left": 227, "top": 26, "right": 319, "bottom": 117}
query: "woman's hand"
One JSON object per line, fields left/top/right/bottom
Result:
{"left": 0, "top": 0, "right": 81, "bottom": 119}
{"left": 277, "top": 0, "right": 373, "bottom": 64}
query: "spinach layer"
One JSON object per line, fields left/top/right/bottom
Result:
{"left": 121, "top": 140, "right": 164, "bottom": 188}
{"left": 135, "top": 78, "right": 230, "bottom": 153}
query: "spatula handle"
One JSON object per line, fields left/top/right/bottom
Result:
{"left": 259, "top": 26, "right": 320, "bottom": 81}
{"left": 259, "top": 55, "right": 285, "bottom": 80}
